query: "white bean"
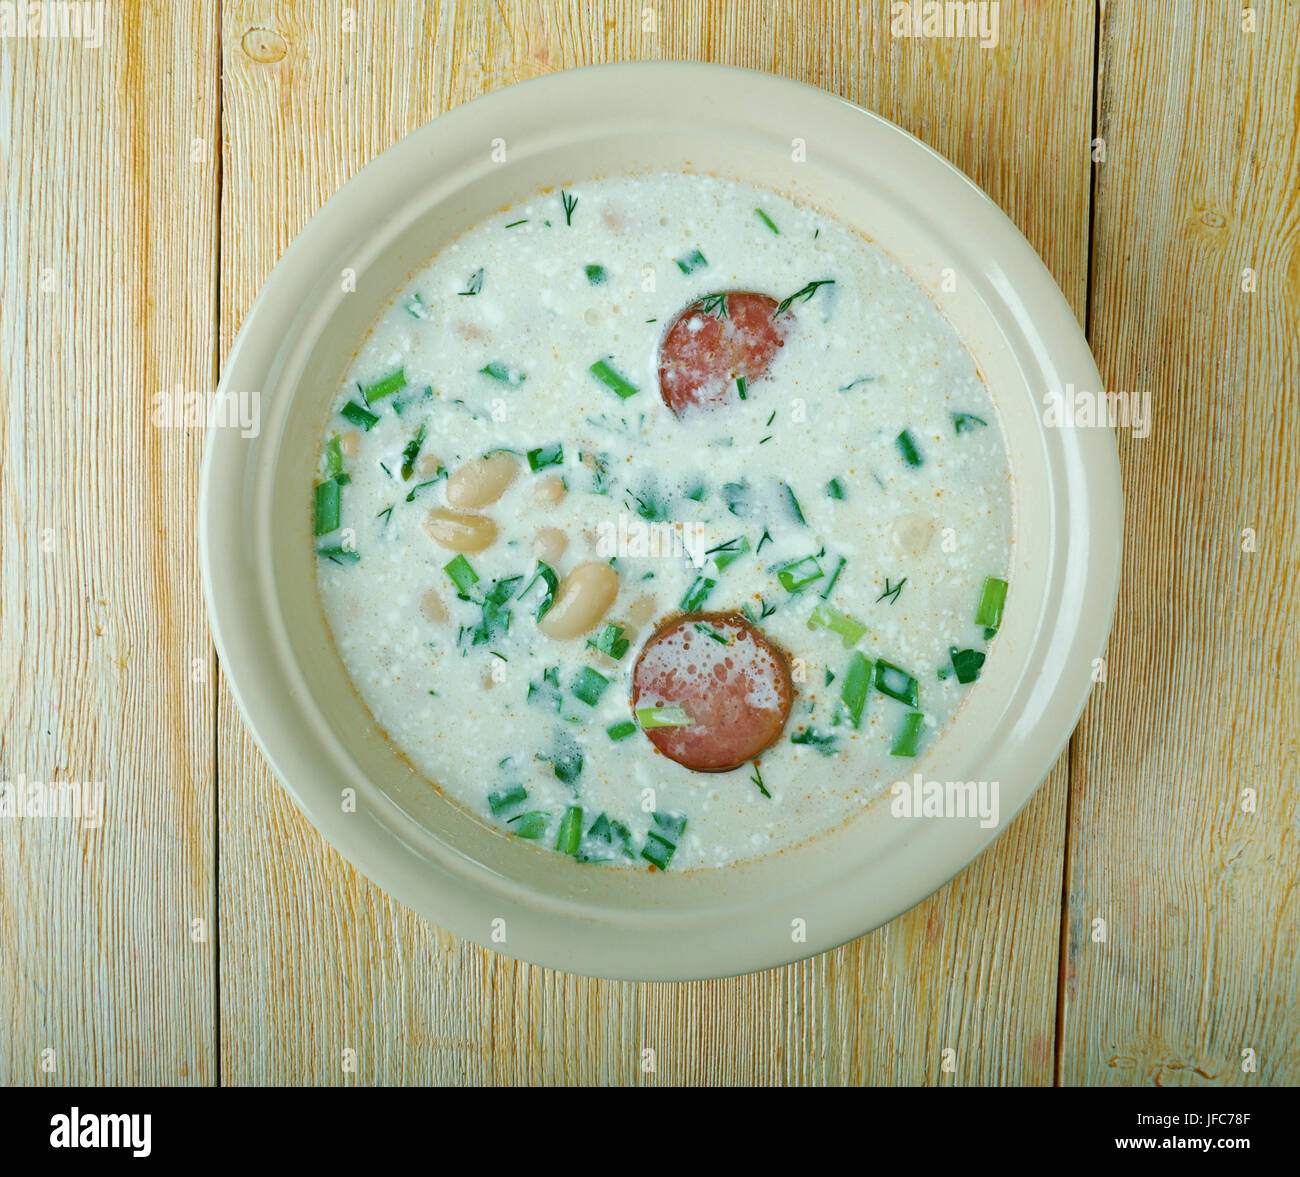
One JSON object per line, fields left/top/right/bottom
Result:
{"left": 628, "top": 593, "right": 658, "bottom": 626}
{"left": 446, "top": 451, "right": 519, "bottom": 508}
{"left": 534, "top": 475, "right": 566, "bottom": 507}
{"left": 421, "top": 588, "right": 448, "bottom": 623}
{"left": 891, "top": 512, "right": 935, "bottom": 558}
{"left": 534, "top": 527, "right": 568, "bottom": 564}
{"left": 538, "top": 561, "right": 619, "bottom": 639}
{"left": 423, "top": 508, "right": 497, "bottom": 553}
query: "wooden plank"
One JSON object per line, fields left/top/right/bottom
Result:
{"left": 1061, "top": 0, "right": 1300, "bottom": 1085}
{"left": 0, "top": 6, "right": 219, "bottom": 1083}
{"left": 218, "top": 0, "right": 1091, "bottom": 1084}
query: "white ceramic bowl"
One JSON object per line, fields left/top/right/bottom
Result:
{"left": 201, "top": 62, "right": 1121, "bottom": 981}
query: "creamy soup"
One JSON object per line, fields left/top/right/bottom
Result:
{"left": 313, "top": 172, "right": 1013, "bottom": 871}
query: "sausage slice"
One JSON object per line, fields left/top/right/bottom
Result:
{"left": 631, "top": 612, "right": 794, "bottom": 772}
{"left": 657, "top": 291, "right": 791, "bottom": 415}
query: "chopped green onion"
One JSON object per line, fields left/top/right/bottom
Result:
{"left": 629, "top": 487, "right": 670, "bottom": 522}
{"left": 518, "top": 561, "right": 559, "bottom": 620}
{"left": 875, "top": 659, "right": 920, "bottom": 707}
{"left": 589, "top": 359, "right": 639, "bottom": 399}
{"left": 505, "top": 218, "right": 528, "bottom": 228}
{"left": 588, "top": 622, "right": 630, "bottom": 660}
{"left": 555, "top": 805, "right": 583, "bottom": 855}
{"left": 777, "top": 555, "right": 823, "bottom": 593}
{"left": 781, "top": 483, "right": 807, "bottom": 525}
{"left": 579, "top": 813, "right": 635, "bottom": 862}
{"left": 680, "top": 575, "right": 716, "bottom": 611}
{"left": 527, "top": 666, "right": 562, "bottom": 711}
{"left": 890, "top": 712, "right": 926, "bottom": 757}
{"left": 736, "top": 375, "right": 748, "bottom": 400}
{"left": 316, "top": 544, "right": 359, "bottom": 565}
{"left": 949, "top": 647, "right": 986, "bottom": 684}
{"left": 549, "top": 732, "right": 583, "bottom": 784}
{"left": 952, "top": 411, "right": 988, "bottom": 434}
{"left": 323, "top": 435, "right": 346, "bottom": 480}
{"left": 507, "top": 811, "right": 548, "bottom": 839}
{"left": 340, "top": 400, "right": 379, "bottom": 431}
{"left": 584, "top": 264, "right": 607, "bottom": 284}
{"left": 974, "top": 576, "right": 1009, "bottom": 629}
{"left": 526, "top": 443, "right": 564, "bottom": 472}
{"left": 827, "top": 478, "right": 845, "bottom": 500}
{"left": 641, "top": 831, "right": 677, "bottom": 869}
{"left": 693, "top": 623, "right": 730, "bottom": 645}
{"left": 479, "top": 361, "right": 524, "bottom": 385}
{"left": 722, "top": 480, "right": 755, "bottom": 517}
{"left": 707, "top": 536, "right": 750, "bottom": 572}
{"left": 675, "top": 247, "right": 707, "bottom": 274}
{"left": 754, "top": 208, "right": 780, "bottom": 234}
{"left": 791, "top": 726, "right": 838, "bottom": 754}
{"left": 636, "top": 705, "right": 693, "bottom": 728}
{"left": 444, "top": 554, "right": 479, "bottom": 597}
{"left": 840, "top": 651, "right": 872, "bottom": 728}
{"left": 314, "top": 479, "right": 340, "bottom": 535}
{"left": 897, "top": 429, "right": 923, "bottom": 467}
{"left": 400, "top": 422, "right": 426, "bottom": 481}
{"left": 361, "top": 368, "right": 406, "bottom": 403}
{"left": 466, "top": 576, "right": 522, "bottom": 647}
{"left": 488, "top": 785, "right": 528, "bottom": 815}
{"left": 572, "top": 667, "right": 611, "bottom": 707}
{"left": 652, "top": 811, "right": 687, "bottom": 840}
{"left": 405, "top": 292, "right": 433, "bottom": 318}
{"left": 808, "top": 602, "right": 867, "bottom": 648}
{"left": 606, "top": 719, "right": 637, "bottom": 741}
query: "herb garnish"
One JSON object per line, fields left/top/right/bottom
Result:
{"left": 400, "top": 422, "right": 426, "bottom": 480}
{"left": 774, "top": 279, "right": 835, "bottom": 316}
{"left": 675, "top": 248, "right": 708, "bottom": 275}
{"left": 694, "top": 292, "right": 729, "bottom": 319}
{"left": 877, "top": 577, "right": 907, "bottom": 605}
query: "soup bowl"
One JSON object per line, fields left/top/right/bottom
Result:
{"left": 200, "top": 62, "right": 1121, "bottom": 980}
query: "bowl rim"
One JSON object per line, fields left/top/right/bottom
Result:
{"left": 201, "top": 61, "right": 1121, "bottom": 980}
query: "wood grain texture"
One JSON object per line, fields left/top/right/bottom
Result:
{"left": 1061, "top": 1, "right": 1300, "bottom": 1085}
{"left": 0, "top": 4, "right": 219, "bottom": 1083}
{"left": 217, "top": 0, "right": 1091, "bottom": 1085}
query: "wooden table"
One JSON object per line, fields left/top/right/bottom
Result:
{"left": 2, "top": 1, "right": 1295, "bottom": 1086}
